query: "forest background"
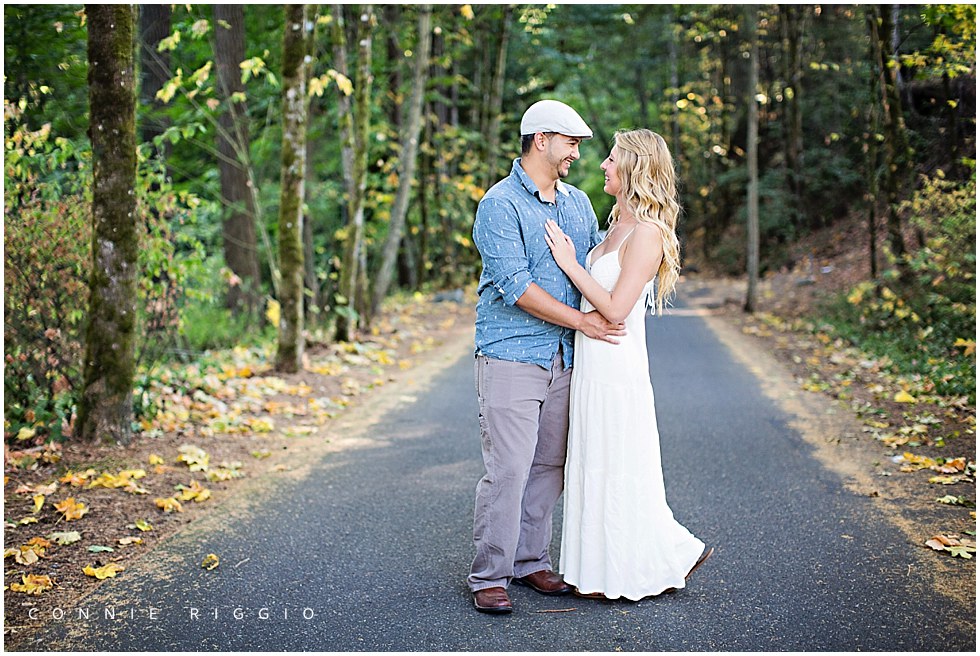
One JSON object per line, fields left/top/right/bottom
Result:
{"left": 3, "top": 3, "right": 975, "bottom": 449}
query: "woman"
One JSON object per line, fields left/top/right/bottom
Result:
{"left": 544, "top": 128, "right": 712, "bottom": 601}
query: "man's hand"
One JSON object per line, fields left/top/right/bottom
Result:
{"left": 578, "top": 310, "right": 626, "bottom": 344}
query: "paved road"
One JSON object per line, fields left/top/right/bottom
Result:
{"left": 25, "top": 305, "right": 975, "bottom": 651}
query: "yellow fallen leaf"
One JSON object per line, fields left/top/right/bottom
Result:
{"left": 83, "top": 563, "right": 125, "bottom": 579}
{"left": 10, "top": 574, "right": 53, "bottom": 595}
{"left": 177, "top": 480, "right": 212, "bottom": 503}
{"left": 54, "top": 497, "right": 89, "bottom": 521}
{"left": 118, "top": 537, "right": 143, "bottom": 546}
{"left": 154, "top": 497, "right": 184, "bottom": 513}
{"left": 33, "top": 495, "right": 45, "bottom": 513}
{"left": 4, "top": 547, "right": 38, "bottom": 565}
{"left": 60, "top": 470, "right": 95, "bottom": 487}
{"left": 177, "top": 445, "right": 210, "bottom": 472}
{"left": 16, "top": 426, "right": 36, "bottom": 442}
{"left": 148, "top": 454, "right": 165, "bottom": 465}
{"left": 894, "top": 390, "right": 917, "bottom": 404}
{"left": 130, "top": 519, "right": 154, "bottom": 532}
{"left": 953, "top": 338, "right": 976, "bottom": 356}
{"left": 202, "top": 553, "right": 220, "bottom": 570}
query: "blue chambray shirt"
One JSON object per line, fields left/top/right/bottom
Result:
{"left": 473, "top": 158, "right": 602, "bottom": 369}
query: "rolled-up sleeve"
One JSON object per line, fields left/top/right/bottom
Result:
{"left": 473, "top": 198, "right": 534, "bottom": 305}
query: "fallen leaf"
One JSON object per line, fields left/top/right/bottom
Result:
{"left": 60, "top": 470, "right": 96, "bottom": 487}
{"left": 16, "top": 426, "right": 36, "bottom": 442}
{"left": 953, "top": 338, "right": 976, "bottom": 357}
{"left": 47, "top": 531, "right": 82, "bottom": 545}
{"left": 932, "top": 457, "right": 967, "bottom": 474}
{"left": 893, "top": 390, "right": 917, "bottom": 404}
{"left": 54, "top": 497, "right": 89, "bottom": 521}
{"left": 176, "top": 480, "right": 212, "bottom": 503}
{"left": 929, "top": 475, "right": 967, "bottom": 485}
{"left": 947, "top": 544, "right": 976, "bottom": 559}
{"left": 10, "top": 574, "right": 54, "bottom": 595}
{"left": 118, "top": 537, "right": 143, "bottom": 546}
{"left": 251, "top": 450, "right": 272, "bottom": 459}
{"left": 925, "top": 534, "right": 962, "bottom": 551}
{"left": 936, "top": 495, "right": 975, "bottom": 507}
{"left": 83, "top": 563, "right": 125, "bottom": 579}
{"left": 148, "top": 454, "right": 165, "bottom": 465}
{"left": 177, "top": 445, "right": 210, "bottom": 471}
{"left": 202, "top": 553, "right": 220, "bottom": 570}
{"left": 130, "top": 519, "right": 154, "bottom": 532}
{"left": 87, "top": 545, "right": 115, "bottom": 553}
{"left": 154, "top": 497, "right": 184, "bottom": 513}
{"left": 32, "top": 495, "right": 45, "bottom": 513}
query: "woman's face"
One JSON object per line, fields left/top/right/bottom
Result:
{"left": 600, "top": 146, "right": 622, "bottom": 197}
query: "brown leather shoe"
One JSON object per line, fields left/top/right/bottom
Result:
{"left": 473, "top": 587, "right": 513, "bottom": 614}
{"left": 513, "top": 570, "right": 573, "bottom": 595}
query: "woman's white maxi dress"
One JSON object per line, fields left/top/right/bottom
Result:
{"left": 559, "top": 240, "right": 705, "bottom": 600}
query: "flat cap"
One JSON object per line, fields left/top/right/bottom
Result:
{"left": 520, "top": 99, "right": 593, "bottom": 139}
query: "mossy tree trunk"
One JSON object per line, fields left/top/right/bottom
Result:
{"left": 78, "top": 4, "right": 138, "bottom": 443}
{"left": 214, "top": 4, "right": 262, "bottom": 318}
{"left": 744, "top": 5, "right": 760, "bottom": 314}
{"left": 275, "top": 4, "right": 312, "bottom": 373}
{"left": 369, "top": 5, "right": 432, "bottom": 321}
{"left": 334, "top": 5, "right": 374, "bottom": 343}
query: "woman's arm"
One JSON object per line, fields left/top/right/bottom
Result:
{"left": 545, "top": 220, "right": 662, "bottom": 323}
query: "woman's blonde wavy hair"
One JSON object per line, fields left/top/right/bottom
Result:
{"left": 607, "top": 128, "right": 681, "bottom": 315}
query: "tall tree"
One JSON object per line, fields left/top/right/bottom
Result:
{"left": 744, "top": 5, "right": 760, "bottom": 313}
{"left": 482, "top": 4, "right": 511, "bottom": 189}
{"left": 369, "top": 5, "right": 432, "bottom": 320}
{"left": 780, "top": 5, "right": 805, "bottom": 227}
{"left": 78, "top": 4, "right": 139, "bottom": 443}
{"left": 275, "top": 4, "right": 312, "bottom": 373}
{"left": 867, "top": 4, "right": 912, "bottom": 269}
{"left": 138, "top": 4, "right": 171, "bottom": 157}
{"left": 334, "top": 5, "right": 374, "bottom": 342}
{"left": 214, "top": 4, "right": 262, "bottom": 317}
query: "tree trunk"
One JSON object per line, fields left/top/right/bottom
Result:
{"left": 383, "top": 4, "right": 403, "bottom": 132}
{"left": 482, "top": 5, "right": 511, "bottom": 189}
{"left": 780, "top": 4, "right": 805, "bottom": 228}
{"left": 275, "top": 4, "right": 311, "bottom": 373}
{"left": 334, "top": 5, "right": 374, "bottom": 342}
{"left": 867, "top": 5, "right": 911, "bottom": 268}
{"left": 214, "top": 4, "right": 262, "bottom": 317}
{"left": 78, "top": 4, "right": 138, "bottom": 443}
{"left": 744, "top": 5, "right": 760, "bottom": 314}
{"left": 138, "top": 4, "right": 171, "bottom": 157}
{"left": 370, "top": 5, "right": 432, "bottom": 319}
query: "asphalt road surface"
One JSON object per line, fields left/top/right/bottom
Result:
{"left": 23, "top": 305, "right": 976, "bottom": 651}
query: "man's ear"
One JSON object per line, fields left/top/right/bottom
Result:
{"left": 533, "top": 132, "right": 550, "bottom": 151}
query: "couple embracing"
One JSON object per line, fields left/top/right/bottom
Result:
{"left": 468, "top": 100, "right": 713, "bottom": 614}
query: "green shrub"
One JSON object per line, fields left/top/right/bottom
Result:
{"left": 821, "top": 170, "right": 976, "bottom": 403}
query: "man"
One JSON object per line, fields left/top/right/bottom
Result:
{"left": 468, "top": 100, "right": 625, "bottom": 614}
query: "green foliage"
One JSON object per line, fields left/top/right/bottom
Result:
{"left": 823, "top": 171, "right": 976, "bottom": 402}
{"left": 4, "top": 101, "right": 91, "bottom": 442}
{"left": 3, "top": 97, "right": 208, "bottom": 444}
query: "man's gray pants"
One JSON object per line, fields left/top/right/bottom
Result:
{"left": 468, "top": 352, "right": 571, "bottom": 592}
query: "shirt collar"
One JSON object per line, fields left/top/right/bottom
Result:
{"left": 512, "top": 158, "right": 570, "bottom": 200}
